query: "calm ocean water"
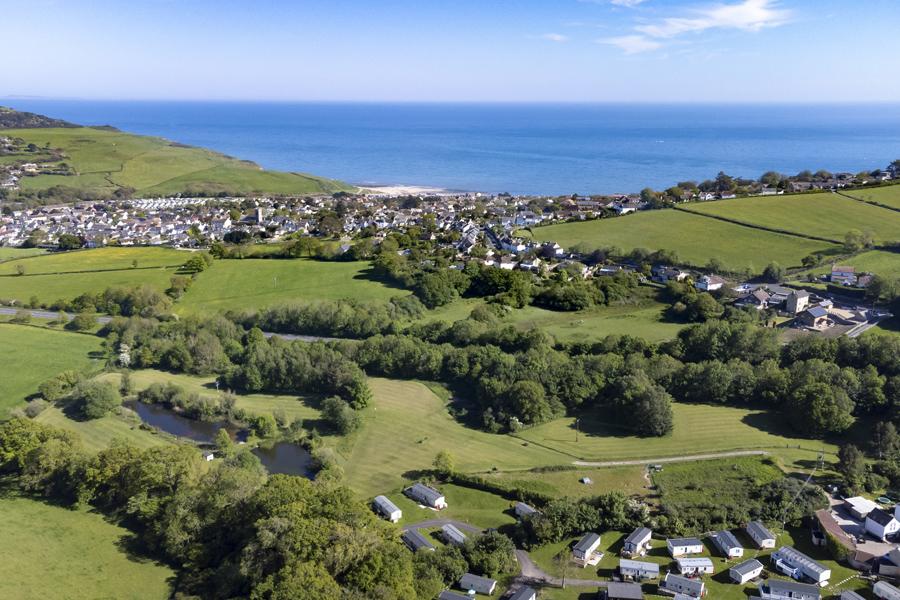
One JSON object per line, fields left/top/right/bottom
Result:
{"left": 6, "top": 100, "right": 900, "bottom": 195}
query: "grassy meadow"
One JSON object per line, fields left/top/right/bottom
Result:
{"left": 530, "top": 209, "right": 836, "bottom": 273}
{"left": 2, "top": 247, "right": 187, "bottom": 275}
{"left": 0, "top": 486, "right": 174, "bottom": 600}
{"left": 792, "top": 249, "right": 900, "bottom": 281}
{"left": 0, "top": 247, "right": 47, "bottom": 261}
{"left": 35, "top": 405, "right": 169, "bottom": 451}
{"left": 2, "top": 126, "right": 352, "bottom": 196}
{"left": 682, "top": 192, "right": 900, "bottom": 243}
{"left": 0, "top": 324, "right": 102, "bottom": 416}
{"left": 850, "top": 184, "right": 900, "bottom": 209}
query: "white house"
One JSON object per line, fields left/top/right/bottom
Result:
{"left": 866, "top": 507, "right": 900, "bottom": 541}
{"left": 458, "top": 573, "right": 497, "bottom": 595}
{"left": 372, "top": 495, "right": 402, "bottom": 523}
{"left": 515, "top": 501, "right": 538, "bottom": 519}
{"left": 676, "top": 557, "right": 714, "bottom": 575}
{"left": 729, "top": 558, "right": 764, "bottom": 584}
{"left": 666, "top": 537, "right": 704, "bottom": 557}
{"left": 771, "top": 546, "right": 831, "bottom": 585}
{"left": 695, "top": 274, "right": 726, "bottom": 292}
{"left": 508, "top": 586, "right": 537, "bottom": 600}
{"left": 619, "top": 559, "right": 659, "bottom": 581}
{"left": 573, "top": 532, "right": 603, "bottom": 567}
{"left": 622, "top": 527, "right": 653, "bottom": 557}
{"left": 659, "top": 573, "right": 704, "bottom": 599}
{"left": 404, "top": 483, "right": 447, "bottom": 509}
{"left": 759, "top": 579, "right": 821, "bottom": 600}
{"left": 712, "top": 530, "right": 744, "bottom": 558}
{"left": 441, "top": 524, "right": 467, "bottom": 546}
{"left": 747, "top": 521, "right": 777, "bottom": 549}
{"left": 845, "top": 496, "right": 879, "bottom": 520}
{"left": 875, "top": 580, "right": 900, "bottom": 600}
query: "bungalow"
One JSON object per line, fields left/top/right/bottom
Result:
{"left": 622, "top": 526, "right": 653, "bottom": 557}
{"left": 604, "top": 582, "right": 644, "bottom": 600}
{"left": 458, "top": 573, "right": 497, "bottom": 595}
{"left": 401, "top": 529, "right": 435, "bottom": 553}
{"left": 438, "top": 592, "right": 469, "bottom": 600}
{"left": 441, "top": 524, "right": 467, "bottom": 547}
{"left": 651, "top": 265, "right": 689, "bottom": 283}
{"left": 866, "top": 507, "right": 900, "bottom": 541}
{"left": 747, "top": 521, "right": 776, "bottom": 548}
{"left": 515, "top": 501, "right": 539, "bottom": 519}
{"left": 659, "top": 573, "right": 704, "bottom": 599}
{"left": 508, "top": 586, "right": 537, "bottom": 600}
{"left": 712, "top": 530, "right": 744, "bottom": 558}
{"left": 676, "top": 557, "right": 715, "bottom": 575}
{"left": 729, "top": 558, "right": 764, "bottom": 584}
{"left": 758, "top": 579, "right": 821, "bottom": 600}
{"left": 573, "top": 532, "right": 603, "bottom": 567}
{"left": 619, "top": 559, "right": 660, "bottom": 581}
{"left": 798, "top": 306, "right": 830, "bottom": 330}
{"left": 740, "top": 288, "right": 772, "bottom": 310}
{"left": 404, "top": 483, "right": 447, "bottom": 509}
{"left": 695, "top": 274, "right": 726, "bottom": 292}
{"left": 771, "top": 546, "right": 831, "bottom": 584}
{"left": 372, "top": 495, "right": 402, "bottom": 523}
{"left": 831, "top": 265, "right": 857, "bottom": 286}
{"left": 875, "top": 581, "right": 900, "bottom": 600}
{"left": 666, "top": 537, "right": 704, "bottom": 557}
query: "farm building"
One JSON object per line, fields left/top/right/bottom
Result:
{"left": 459, "top": 573, "right": 497, "bottom": 595}
{"left": 747, "top": 521, "right": 777, "bottom": 548}
{"left": 729, "top": 558, "right": 764, "bottom": 584}
{"left": 573, "top": 532, "right": 603, "bottom": 566}
{"left": 622, "top": 526, "right": 652, "bottom": 557}
{"left": 619, "top": 559, "right": 660, "bottom": 580}
{"left": 438, "top": 592, "right": 469, "bottom": 600}
{"left": 771, "top": 546, "right": 831, "bottom": 584}
{"left": 666, "top": 537, "right": 704, "bottom": 557}
{"left": 372, "top": 495, "right": 402, "bottom": 523}
{"left": 676, "top": 557, "right": 714, "bottom": 575}
{"left": 758, "top": 579, "right": 821, "bottom": 600}
{"left": 604, "top": 582, "right": 644, "bottom": 599}
{"left": 659, "top": 573, "right": 704, "bottom": 599}
{"left": 401, "top": 529, "right": 435, "bottom": 552}
{"left": 404, "top": 483, "right": 447, "bottom": 509}
{"left": 875, "top": 581, "right": 900, "bottom": 600}
{"left": 508, "top": 586, "right": 537, "bottom": 600}
{"left": 866, "top": 507, "right": 900, "bottom": 541}
{"left": 844, "top": 496, "right": 879, "bottom": 520}
{"left": 840, "top": 591, "right": 865, "bottom": 600}
{"left": 798, "top": 306, "right": 830, "bottom": 329}
{"left": 712, "top": 530, "right": 744, "bottom": 558}
{"left": 515, "top": 502, "right": 538, "bottom": 519}
{"left": 441, "top": 524, "right": 467, "bottom": 546}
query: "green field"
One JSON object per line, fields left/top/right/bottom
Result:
{"left": 1, "top": 126, "right": 352, "bottom": 196}
{"left": 0, "top": 247, "right": 47, "bottom": 261}
{"left": 177, "top": 258, "right": 406, "bottom": 313}
{"left": 516, "top": 402, "right": 840, "bottom": 472}
{"left": 2, "top": 247, "right": 187, "bottom": 275}
{"left": 0, "top": 486, "right": 174, "bottom": 600}
{"left": 850, "top": 185, "right": 900, "bottom": 209}
{"left": 682, "top": 192, "right": 900, "bottom": 244}
{"left": 0, "top": 324, "right": 102, "bottom": 416}
{"left": 0, "top": 267, "right": 178, "bottom": 305}
{"left": 478, "top": 465, "right": 648, "bottom": 500}
{"left": 531, "top": 210, "right": 836, "bottom": 273}
{"left": 35, "top": 405, "right": 169, "bottom": 451}
{"left": 390, "top": 482, "right": 519, "bottom": 530}
{"left": 793, "top": 249, "right": 900, "bottom": 282}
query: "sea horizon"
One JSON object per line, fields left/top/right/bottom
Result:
{"left": 6, "top": 99, "right": 900, "bottom": 196}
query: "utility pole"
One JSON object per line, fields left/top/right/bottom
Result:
{"left": 575, "top": 418, "right": 580, "bottom": 442}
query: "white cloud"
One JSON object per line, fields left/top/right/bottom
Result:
{"left": 540, "top": 33, "right": 570, "bottom": 42}
{"left": 610, "top": 0, "right": 648, "bottom": 6}
{"left": 599, "top": 34, "right": 662, "bottom": 54}
{"left": 636, "top": 0, "right": 791, "bottom": 38}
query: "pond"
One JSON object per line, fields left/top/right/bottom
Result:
{"left": 125, "top": 401, "right": 314, "bottom": 478}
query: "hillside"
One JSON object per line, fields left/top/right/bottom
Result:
{"left": 0, "top": 109, "right": 354, "bottom": 197}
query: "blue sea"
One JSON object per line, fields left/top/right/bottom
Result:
{"left": 6, "top": 100, "right": 900, "bottom": 195}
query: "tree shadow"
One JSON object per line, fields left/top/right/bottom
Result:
{"left": 352, "top": 266, "right": 407, "bottom": 291}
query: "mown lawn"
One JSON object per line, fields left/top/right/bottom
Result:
{"left": 0, "top": 324, "right": 102, "bottom": 416}
{"left": 531, "top": 210, "right": 836, "bottom": 273}
{"left": 0, "top": 485, "right": 174, "bottom": 600}
{"left": 682, "top": 192, "right": 900, "bottom": 244}
{"left": 177, "top": 258, "right": 407, "bottom": 313}
{"left": 478, "top": 466, "right": 648, "bottom": 500}
{"left": 34, "top": 405, "right": 169, "bottom": 451}
{"left": 389, "top": 483, "right": 519, "bottom": 530}
{"left": 516, "top": 402, "right": 840, "bottom": 472}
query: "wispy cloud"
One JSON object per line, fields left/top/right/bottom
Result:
{"left": 539, "top": 33, "right": 570, "bottom": 42}
{"left": 599, "top": 34, "right": 662, "bottom": 54}
{"left": 604, "top": 0, "right": 791, "bottom": 54}
{"left": 610, "top": 0, "right": 648, "bottom": 7}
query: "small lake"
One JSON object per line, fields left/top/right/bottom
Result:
{"left": 126, "top": 401, "right": 314, "bottom": 478}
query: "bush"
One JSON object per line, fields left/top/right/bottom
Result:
{"left": 320, "top": 396, "right": 362, "bottom": 434}
{"left": 66, "top": 313, "right": 97, "bottom": 331}
{"left": 72, "top": 380, "right": 121, "bottom": 420}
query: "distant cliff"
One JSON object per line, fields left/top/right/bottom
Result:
{"left": 0, "top": 107, "right": 77, "bottom": 129}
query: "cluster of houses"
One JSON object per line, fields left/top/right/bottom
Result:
{"left": 844, "top": 496, "right": 900, "bottom": 542}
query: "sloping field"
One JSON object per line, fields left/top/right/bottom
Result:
{"left": 2, "top": 126, "right": 352, "bottom": 196}
{"left": 682, "top": 192, "right": 900, "bottom": 243}
{"left": 794, "top": 249, "right": 900, "bottom": 281}
{"left": 532, "top": 210, "right": 836, "bottom": 272}
{"left": 2, "top": 247, "right": 186, "bottom": 275}
{"left": 0, "top": 324, "right": 102, "bottom": 416}
{"left": 178, "top": 258, "right": 406, "bottom": 313}
{"left": 849, "top": 184, "right": 900, "bottom": 209}
{"left": 35, "top": 406, "right": 167, "bottom": 451}
{"left": 0, "top": 267, "right": 177, "bottom": 305}
{"left": 0, "top": 490, "right": 174, "bottom": 600}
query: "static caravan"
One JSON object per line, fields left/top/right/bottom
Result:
{"left": 508, "top": 586, "right": 537, "bottom": 600}
{"left": 729, "top": 558, "right": 764, "bottom": 584}
{"left": 458, "top": 573, "right": 497, "bottom": 595}
{"left": 758, "top": 579, "right": 821, "bottom": 600}
{"left": 623, "top": 527, "right": 652, "bottom": 557}
{"left": 604, "top": 582, "right": 644, "bottom": 600}
{"left": 372, "top": 495, "right": 402, "bottom": 523}
{"left": 573, "top": 532, "right": 603, "bottom": 567}
{"left": 619, "top": 559, "right": 660, "bottom": 581}
{"left": 401, "top": 529, "right": 435, "bottom": 553}
{"left": 660, "top": 573, "right": 704, "bottom": 599}
{"left": 676, "top": 557, "right": 714, "bottom": 576}
{"left": 438, "top": 592, "right": 469, "bottom": 600}
{"left": 840, "top": 591, "right": 865, "bottom": 600}
{"left": 747, "top": 521, "right": 777, "bottom": 549}
{"left": 515, "top": 502, "right": 538, "bottom": 519}
{"left": 771, "top": 546, "right": 831, "bottom": 585}
{"left": 712, "top": 530, "right": 744, "bottom": 558}
{"left": 875, "top": 580, "right": 900, "bottom": 600}
{"left": 666, "top": 537, "right": 704, "bottom": 557}
{"left": 441, "top": 524, "right": 467, "bottom": 546}
{"left": 404, "top": 483, "right": 447, "bottom": 509}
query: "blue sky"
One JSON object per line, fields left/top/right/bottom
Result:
{"left": 2, "top": 0, "right": 899, "bottom": 102}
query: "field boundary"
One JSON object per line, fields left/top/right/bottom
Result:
{"left": 835, "top": 189, "right": 900, "bottom": 214}
{"left": 674, "top": 205, "right": 843, "bottom": 244}
{"left": 1, "top": 264, "right": 183, "bottom": 277}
